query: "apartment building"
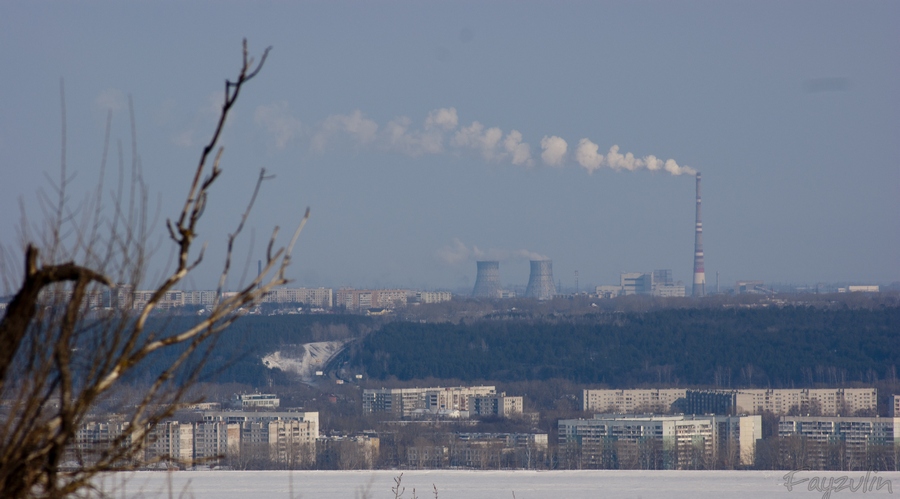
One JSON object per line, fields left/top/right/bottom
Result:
{"left": 413, "top": 291, "right": 453, "bottom": 304}
{"left": 558, "top": 414, "right": 761, "bottom": 469}
{"left": 583, "top": 389, "right": 687, "bottom": 413}
{"left": 336, "top": 288, "right": 408, "bottom": 311}
{"left": 145, "top": 421, "right": 194, "bottom": 464}
{"left": 69, "top": 421, "right": 132, "bottom": 466}
{"left": 469, "top": 394, "right": 524, "bottom": 417}
{"left": 260, "top": 287, "right": 333, "bottom": 308}
{"left": 363, "top": 386, "right": 512, "bottom": 418}
{"left": 778, "top": 416, "right": 900, "bottom": 470}
{"left": 728, "top": 388, "right": 876, "bottom": 416}
{"left": 192, "top": 421, "right": 240, "bottom": 464}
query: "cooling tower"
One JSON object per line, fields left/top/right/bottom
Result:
{"left": 692, "top": 173, "right": 706, "bottom": 297}
{"left": 472, "top": 261, "right": 502, "bottom": 298}
{"left": 524, "top": 260, "right": 555, "bottom": 300}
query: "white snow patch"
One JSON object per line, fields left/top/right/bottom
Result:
{"left": 261, "top": 341, "right": 347, "bottom": 381}
{"left": 98, "top": 469, "right": 900, "bottom": 499}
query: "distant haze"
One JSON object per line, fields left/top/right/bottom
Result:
{"left": 1, "top": 2, "right": 897, "bottom": 291}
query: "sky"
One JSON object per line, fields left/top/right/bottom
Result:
{"left": 1, "top": 2, "right": 898, "bottom": 293}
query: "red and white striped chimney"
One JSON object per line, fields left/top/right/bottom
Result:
{"left": 692, "top": 173, "right": 706, "bottom": 297}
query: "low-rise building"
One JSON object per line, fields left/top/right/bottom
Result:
{"left": 413, "top": 291, "right": 453, "bottom": 304}
{"left": 237, "top": 393, "right": 280, "bottom": 410}
{"left": 316, "top": 434, "right": 380, "bottom": 469}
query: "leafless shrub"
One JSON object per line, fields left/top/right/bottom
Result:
{"left": 0, "top": 40, "right": 308, "bottom": 498}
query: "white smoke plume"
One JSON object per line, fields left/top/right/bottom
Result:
{"left": 452, "top": 122, "right": 533, "bottom": 166}
{"left": 424, "top": 107, "right": 458, "bottom": 130}
{"left": 540, "top": 136, "right": 568, "bottom": 167}
{"left": 575, "top": 141, "right": 696, "bottom": 176}
{"left": 311, "top": 110, "right": 379, "bottom": 152}
{"left": 436, "top": 238, "right": 548, "bottom": 265}
{"left": 254, "top": 101, "right": 305, "bottom": 150}
{"left": 257, "top": 103, "right": 695, "bottom": 175}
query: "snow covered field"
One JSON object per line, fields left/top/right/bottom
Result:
{"left": 95, "top": 469, "right": 899, "bottom": 499}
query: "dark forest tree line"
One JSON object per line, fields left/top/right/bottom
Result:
{"left": 349, "top": 306, "right": 900, "bottom": 388}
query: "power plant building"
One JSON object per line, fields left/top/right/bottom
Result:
{"left": 524, "top": 260, "right": 555, "bottom": 300}
{"left": 692, "top": 173, "right": 706, "bottom": 297}
{"left": 472, "top": 261, "right": 502, "bottom": 298}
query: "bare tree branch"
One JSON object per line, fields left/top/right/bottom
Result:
{"left": 0, "top": 39, "right": 302, "bottom": 499}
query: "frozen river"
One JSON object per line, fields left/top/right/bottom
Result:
{"left": 94, "top": 469, "right": 898, "bottom": 499}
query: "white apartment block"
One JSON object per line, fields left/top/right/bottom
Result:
{"left": 778, "top": 416, "right": 900, "bottom": 469}
{"left": 559, "top": 414, "right": 761, "bottom": 469}
{"left": 145, "top": 421, "right": 194, "bottom": 464}
{"left": 469, "top": 394, "right": 524, "bottom": 417}
{"left": 237, "top": 393, "right": 280, "bottom": 409}
{"left": 414, "top": 291, "right": 453, "bottom": 304}
{"left": 364, "top": 386, "right": 505, "bottom": 418}
{"left": 261, "top": 287, "right": 333, "bottom": 308}
{"left": 583, "top": 389, "right": 687, "bottom": 413}
{"left": 893, "top": 394, "right": 900, "bottom": 417}
{"left": 115, "top": 287, "right": 334, "bottom": 310}
{"left": 733, "top": 388, "right": 876, "bottom": 416}
{"left": 70, "top": 421, "right": 132, "bottom": 466}
{"left": 336, "top": 288, "right": 408, "bottom": 311}
{"left": 266, "top": 419, "right": 318, "bottom": 465}
{"left": 193, "top": 421, "right": 240, "bottom": 463}
{"left": 72, "top": 411, "right": 319, "bottom": 468}
{"left": 182, "top": 290, "right": 220, "bottom": 307}
{"left": 201, "top": 411, "right": 319, "bottom": 437}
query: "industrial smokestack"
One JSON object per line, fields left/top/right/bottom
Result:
{"left": 472, "top": 261, "right": 502, "bottom": 298}
{"left": 692, "top": 173, "right": 706, "bottom": 297}
{"left": 525, "top": 260, "right": 555, "bottom": 300}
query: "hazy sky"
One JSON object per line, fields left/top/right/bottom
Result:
{"left": 1, "top": 2, "right": 897, "bottom": 292}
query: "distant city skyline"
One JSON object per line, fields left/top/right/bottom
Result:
{"left": 1, "top": 2, "right": 897, "bottom": 291}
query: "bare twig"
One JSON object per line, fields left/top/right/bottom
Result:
{"left": 0, "top": 39, "right": 301, "bottom": 499}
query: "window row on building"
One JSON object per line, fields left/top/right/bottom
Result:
{"left": 363, "top": 386, "right": 523, "bottom": 419}
{"left": 777, "top": 415, "right": 900, "bottom": 470}
{"left": 583, "top": 388, "right": 878, "bottom": 417}
{"left": 405, "top": 432, "right": 549, "bottom": 469}
{"left": 68, "top": 411, "right": 319, "bottom": 468}
{"left": 558, "top": 414, "right": 762, "bottom": 469}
